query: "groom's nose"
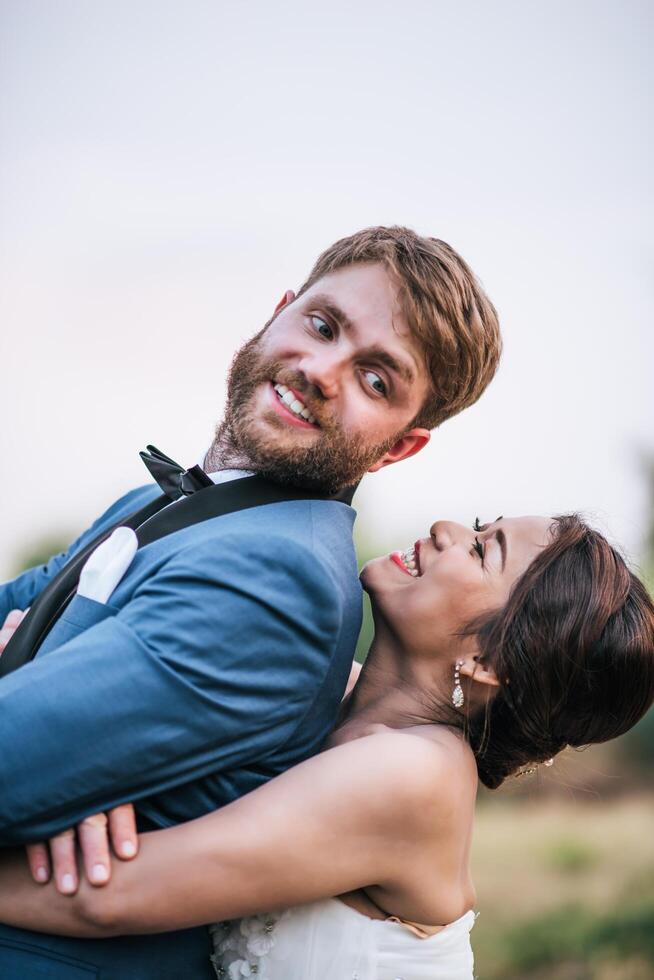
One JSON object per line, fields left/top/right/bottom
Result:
{"left": 297, "top": 349, "right": 343, "bottom": 400}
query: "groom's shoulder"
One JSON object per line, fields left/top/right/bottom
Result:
{"left": 68, "top": 484, "right": 159, "bottom": 558}
{"left": 154, "top": 499, "right": 358, "bottom": 618}
{"left": 183, "top": 496, "right": 358, "bottom": 584}
{"left": 206, "top": 494, "right": 356, "bottom": 537}
{"left": 174, "top": 519, "right": 345, "bottom": 600}
{"left": 182, "top": 500, "right": 354, "bottom": 564}
{"left": 98, "top": 483, "right": 160, "bottom": 524}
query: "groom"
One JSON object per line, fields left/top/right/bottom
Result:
{"left": 0, "top": 226, "right": 500, "bottom": 978}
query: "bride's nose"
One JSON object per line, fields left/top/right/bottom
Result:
{"left": 430, "top": 520, "right": 470, "bottom": 551}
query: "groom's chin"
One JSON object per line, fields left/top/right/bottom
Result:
{"left": 237, "top": 414, "right": 319, "bottom": 463}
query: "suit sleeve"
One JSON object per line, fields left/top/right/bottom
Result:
{"left": 0, "top": 532, "right": 342, "bottom": 844}
{"left": 0, "top": 486, "right": 156, "bottom": 623}
{"left": 0, "top": 548, "right": 74, "bottom": 622}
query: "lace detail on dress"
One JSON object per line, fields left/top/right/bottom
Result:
{"left": 209, "top": 913, "right": 282, "bottom": 979}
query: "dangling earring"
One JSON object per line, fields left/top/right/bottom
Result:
{"left": 452, "top": 660, "right": 465, "bottom": 708}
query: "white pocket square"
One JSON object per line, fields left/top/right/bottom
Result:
{"left": 77, "top": 527, "right": 138, "bottom": 604}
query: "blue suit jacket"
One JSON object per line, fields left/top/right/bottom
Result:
{"left": 0, "top": 482, "right": 362, "bottom": 978}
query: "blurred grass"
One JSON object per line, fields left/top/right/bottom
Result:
{"left": 471, "top": 795, "right": 654, "bottom": 979}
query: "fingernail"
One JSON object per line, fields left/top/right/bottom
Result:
{"left": 121, "top": 840, "right": 136, "bottom": 857}
{"left": 35, "top": 866, "right": 48, "bottom": 883}
{"left": 60, "top": 873, "right": 76, "bottom": 894}
{"left": 90, "top": 863, "right": 109, "bottom": 883}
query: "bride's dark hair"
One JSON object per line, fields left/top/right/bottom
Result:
{"left": 465, "top": 515, "right": 654, "bottom": 789}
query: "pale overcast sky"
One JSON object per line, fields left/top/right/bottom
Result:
{"left": 1, "top": 0, "right": 652, "bottom": 579}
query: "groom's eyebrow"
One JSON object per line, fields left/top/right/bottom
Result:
{"left": 311, "top": 295, "right": 357, "bottom": 336}
{"left": 364, "top": 345, "right": 415, "bottom": 385}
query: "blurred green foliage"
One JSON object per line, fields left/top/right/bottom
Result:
{"left": 544, "top": 839, "right": 599, "bottom": 875}
{"left": 619, "top": 707, "right": 654, "bottom": 771}
{"left": 12, "top": 535, "right": 73, "bottom": 577}
{"left": 353, "top": 529, "right": 376, "bottom": 662}
{"left": 617, "top": 456, "right": 654, "bottom": 774}
{"left": 355, "top": 591, "right": 374, "bottom": 663}
{"left": 497, "top": 901, "right": 654, "bottom": 977}
{"left": 472, "top": 798, "right": 654, "bottom": 980}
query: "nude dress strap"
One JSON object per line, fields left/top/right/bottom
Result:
{"left": 383, "top": 915, "right": 445, "bottom": 939}
{"left": 360, "top": 889, "right": 446, "bottom": 939}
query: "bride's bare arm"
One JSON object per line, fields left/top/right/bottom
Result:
{"left": 0, "top": 733, "right": 450, "bottom": 937}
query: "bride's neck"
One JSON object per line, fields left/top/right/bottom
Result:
{"left": 326, "top": 633, "right": 456, "bottom": 748}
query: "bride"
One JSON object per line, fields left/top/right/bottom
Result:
{"left": 1, "top": 514, "right": 653, "bottom": 979}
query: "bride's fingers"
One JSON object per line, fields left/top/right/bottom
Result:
{"left": 3, "top": 609, "right": 25, "bottom": 629}
{"left": 77, "top": 812, "right": 111, "bottom": 886}
{"left": 26, "top": 841, "right": 51, "bottom": 884}
{"left": 108, "top": 803, "right": 138, "bottom": 860}
{"left": 48, "top": 828, "right": 78, "bottom": 894}
{"left": 0, "top": 609, "right": 26, "bottom": 654}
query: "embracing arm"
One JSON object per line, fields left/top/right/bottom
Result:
{"left": 0, "top": 532, "right": 340, "bottom": 843}
{"left": 0, "top": 734, "right": 446, "bottom": 936}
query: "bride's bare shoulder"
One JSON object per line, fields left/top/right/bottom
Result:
{"left": 322, "top": 728, "right": 476, "bottom": 829}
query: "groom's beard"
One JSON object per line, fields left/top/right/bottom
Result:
{"left": 206, "top": 332, "right": 401, "bottom": 494}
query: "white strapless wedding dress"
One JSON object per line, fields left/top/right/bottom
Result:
{"left": 209, "top": 897, "right": 476, "bottom": 979}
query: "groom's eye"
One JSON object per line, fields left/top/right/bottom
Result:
{"left": 310, "top": 315, "right": 334, "bottom": 340}
{"left": 363, "top": 370, "right": 387, "bottom": 396}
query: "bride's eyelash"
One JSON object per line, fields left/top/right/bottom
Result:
{"left": 473, "top": 517, "right": 483, "bottom": 532}
{"left": 473, "top": 537, "right": 484, "bottom": 561}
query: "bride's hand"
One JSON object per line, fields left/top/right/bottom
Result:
{"left": 26, "top": 805, "right": 139, "bottom": 894}
{"left": 0, "top": 608, "right": 28, "bottom": 652}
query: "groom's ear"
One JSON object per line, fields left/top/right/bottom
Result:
{"left": 367, "top": 428, "right": 430, "bottom": 472}
{"left": 273, "top": 290, "right": 296, "bottom": 316}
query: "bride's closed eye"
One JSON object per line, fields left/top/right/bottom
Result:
{"left": 472, "top": 537, "right": 484, "bottom": 561}
{"left": 473, "top": 516, "right": 503, "bottom": 532}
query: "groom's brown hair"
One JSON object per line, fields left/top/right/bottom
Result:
{"left": 297, "top": 226, "right": 502, "bottom": 429}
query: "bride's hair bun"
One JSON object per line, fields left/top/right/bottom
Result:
{"left": 466, "top": 515, "right": 654, "bottom": 790}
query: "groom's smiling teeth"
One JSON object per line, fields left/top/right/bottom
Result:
{"left": 273, "top": 383, "right": 318, "bottom": 425}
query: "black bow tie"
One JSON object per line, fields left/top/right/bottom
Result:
{"left": 139, "top": 445, "right": 214, "bottom": 500}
